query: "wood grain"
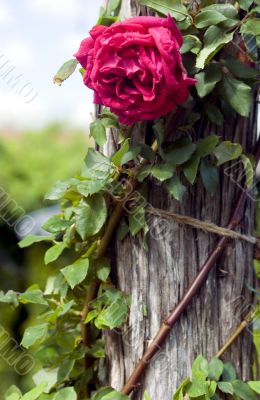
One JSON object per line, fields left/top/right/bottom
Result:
{"left": 101, "top": 2, "right": 258, "bottom": 398}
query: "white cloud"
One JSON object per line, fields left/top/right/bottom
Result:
{"left": 0, "top": 2, "right": 13, "bottom": 27}
{"left": 27, "top": 0, "right": 104, "bottom": 24}
{"left": 0, "top": 40, "right": 34, "bottom": 68}
{"left": 27, "top": 0, "right": 82, "bottom": 19}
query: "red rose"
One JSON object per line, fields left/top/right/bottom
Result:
{"left": 75, "top": 16, "right": 196, "bottom": 125}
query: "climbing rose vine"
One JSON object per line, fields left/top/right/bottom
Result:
{"left": 74, "top": 15, "right": 196, "bottom": 125}
{"left": 2, "top": 1, "right": 260, "bottom": 399}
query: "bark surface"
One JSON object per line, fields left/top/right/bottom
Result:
{"left": 102, "top": 2, "right": 258, "bottom": 398}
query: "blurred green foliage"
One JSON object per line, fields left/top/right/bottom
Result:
{"left": 0, "top": 124, "right": 91, "bottom": 396}
{"left": 0, "top": 123, "right": 90, "bottom": 212}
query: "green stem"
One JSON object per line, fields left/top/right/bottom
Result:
{"left": 215, "top": 310, "right": 255, "bottom": 358}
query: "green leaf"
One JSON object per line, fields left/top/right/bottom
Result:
{"left": 232, "top": 380, "right": 256, "bottom": 400}
{"left": 5, "top": 385, "right": 22, "bottom": 400}
{"left": 248, "top": 381, "right": 260, "bottom": 394}
{"left": 183, "top": 156, "right": 200, "bottom": 184}
{"left": 44, "top": 179, "right": 77, "bottom": 201}
{"left": 53, "top": 59, "right": 78, "bottom": 86}
{"left": 19, "top": 287, "right": 48, "bottom": 306}
{"left": 181, "top": 35, "right": 202, "bottom": 55}
{"left": 195, "top": 63, "right": 222, "bottom": 97}
{"left": 83, "top": 149, "right": 114, "bottom": 180}
{"left": 61, "top": 258, "right": 89, "bottom": 289}
{"left": 92, "top": 387, "right": 129, "bottom": 400}
{"left": 195, "top": 10, "right": 227, "bottom": 28}
{"left": 0, "top": 290, "right": 19, "bottom": 307}
{"left": 53, "top": 388, "right": 77, "bottom": 400}
{"left": 196, "top": 26, "right": 234, "bottom": 69}
{"left": 137, "top": 165, "right": 152, "bottom": 182}
{"left": 200, "top": 4, "right": 238, "bottom": 19}
{"left": 200, "top": 159, "right": 219, "bottom": 195}
{"left": 151, "top": 163, "right": 174, "bottom": 181}
{"left": 77, "top": 179, "right": 106, "bottom": 197}
{"left": 172, "top": 378, "right": 191, "bottom": 400}
{"left": 101, "top": 108, "right": 119, "bottom": 121}
{"left": 222, "top": 362, "right": 237, "bottom": 381}
{"left": 44, "top": 242, "right": 66, "bottom": 265}
{"left": 241, "top": 18, "right": 260, "bottom": 36}
{"left": 112, "top": 139, "right": 130, "bottom": 167}
{"left": 241, "top": 154, "right": 255, "bottom": 188}
{"left": 140, "top": 144, "right": 156, "bottom": 163}
{"left": 97, "top": 15, "right": 118, "bottom": 26}
{"left": 163, "top": 138, "right": 196, "bottom": 165}
{"left": 42, "top": 215, "right": 70, "bottom": 234}
{"left": 90, "top": 119, "right": 107, "bottom": 147}
{"left": 129, "top": 207, "right": 147, "bottom": 236}
{"left": 218, "top": 382, "right": 234, "bottom": 395}
{"left": 21, "top": 323, "right": 49, "bottom": 349}
{"left": 196, "top": 135, "right": 220, "bottom": 157}
{"left": 57, "top": 300, "right": 75, "bottom": 317}
{"left": 209, "top": 381, "right": 217, "bottom": 397}
{"left": 192, "top": 355, "right": 209, "bottom": 381}
{"left": 213, "top": 141, "right": 243, "bottom": 166}
{"left": 139, "top": 0, "right": 189, "bottom": 21}
{"left": 85, "top": 309, "right": 99, "bottom": 324}
{"left": 166, "top": 174, "right": 186, "bottom": 201}
{"left": 203, "top": 103, "right": 224, "bottom": 126}
{"left": 208, "top": 357, "right": 223, "bottom": 380}
{"left": 57, "top": 359, "right": 75, "bottom": 382}
{"left": 218, "top": 75, "right": 252, "bottom": 117}
{"left": 120, "top": 145, "right": 142, "bottom": 165}
{"left": 101, "top": 117, "right": 119, "bottom": 129}
{"left": 75, "top": 195, "right": 107, "bottom": 240}
{"left": 187, "top": 381, "right": 208, "bottom": 397}
{"left": 107, "top": 0, "right": 121, "bottom": 15}
{"left": 33, "top": 369, "right": 57, "bottom": 395}
{"left": 238, "top": 0, "right": 254, "bottom": 10}
{"left": 96, "top": 257, "right": 111, "bottom": 282}
{"left": 21, "top": 384, "right": 47, "bottom": 400}
{"left": 116, "top": 218, "right": 129, "bottom": 241}
{"left": 221, "top": 57, "right": 259, "bottom": 79}
{"left": 19, "top": 235, "right": 53, "bottom": 248}
{"left": 95, "top": 297, "right": 128, "bottom": 330}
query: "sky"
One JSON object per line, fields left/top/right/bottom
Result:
{"left": 0, "top": 0, "right": 104, "bottom": 130}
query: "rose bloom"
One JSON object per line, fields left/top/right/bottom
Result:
{"left": 75, "top": 15, "right": 196, "bottom": 125}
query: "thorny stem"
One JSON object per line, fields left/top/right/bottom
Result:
{"left": 121, "top": 138, "right": 260, "bottom": 396}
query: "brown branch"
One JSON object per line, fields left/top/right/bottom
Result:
{"left": 122, "top": 138, "right": 260, "bottom": 396}
{"left": 80, "top": 140, "right": 159, "bottom": 376}
{"left": 81, "top": 280, "right": 100, "bottom": 350}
